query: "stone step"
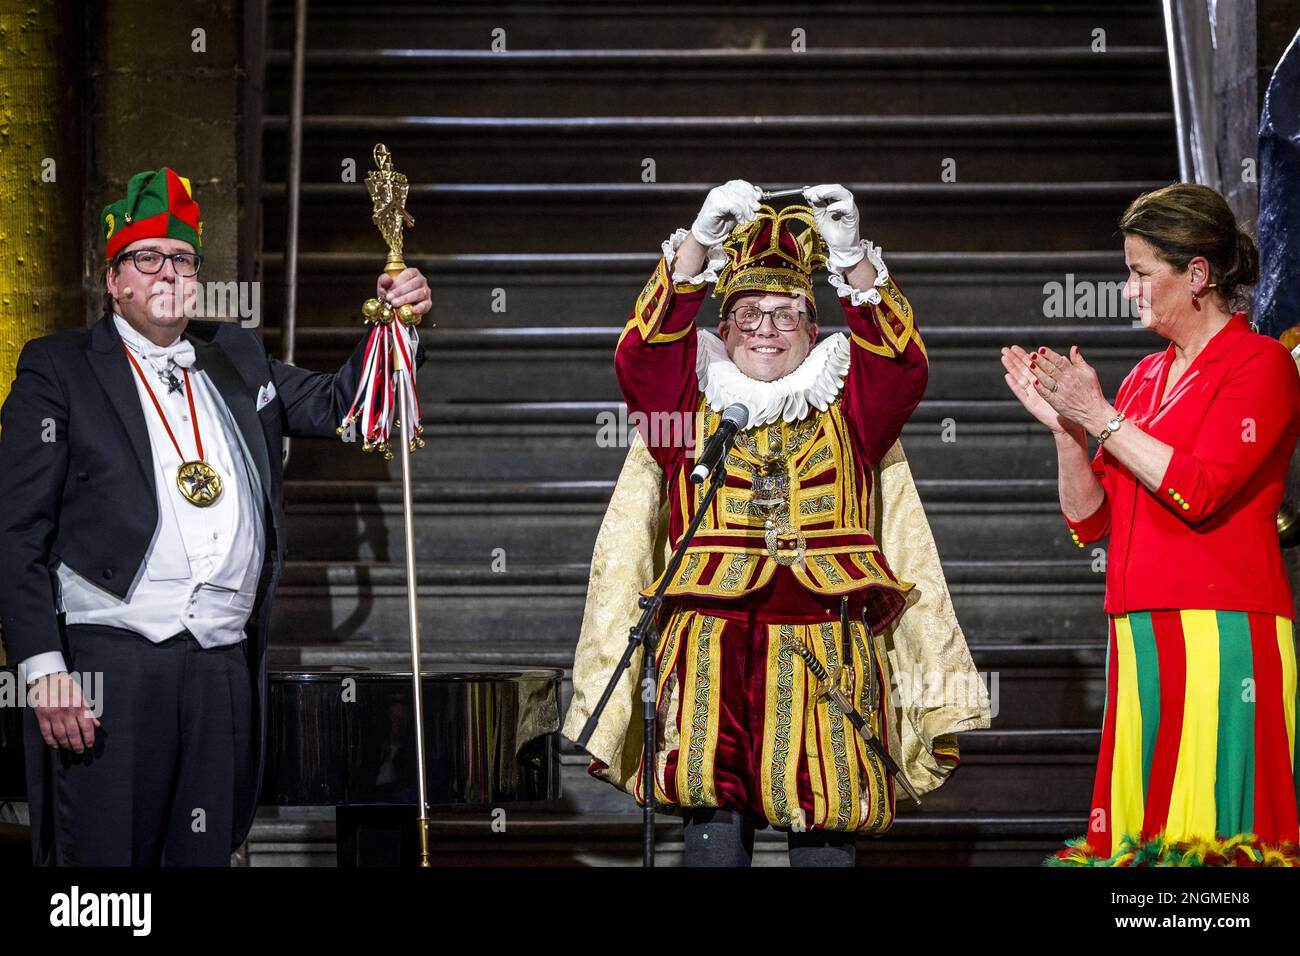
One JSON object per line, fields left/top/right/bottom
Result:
{"left": 265, "top": 559, "right": 1109, "bottom": 653}
{"left": 271, "top": 632, "right": 1106, "bottom": 731}
{"left": 280, "top": 477, "right": 1096, "bottom": 564}
{"left": 260, "top": 179, "right": 1163, "bottom": 254}
{"left": 246, "top": 807, "right": 1083, "bottom": 866}
{"left": 268, "top": 0, "right": 1162, "bottom": 52}
{"left": 270, "top": 639, "right": 1107, "bottom": 672}
{"left": 268, "top": 635, "right": 1106, "bottom": 733}
{"left": 560, "top": 746, "right": 1096, "bottom": 817}
{"left": 281, "top": 400, "right": 1079, "bottom": 484}
{"left": 257, "top": 250, "right": 1132, "bottom": 330}
{"left": 261, "top": 112, "right": 1176, "bottom": 184}
{"left": 276, "top": 323, "right": 1160, "bottom": 405}
{"left": 263, "top": 46, "right": 1170, "bottom": 118}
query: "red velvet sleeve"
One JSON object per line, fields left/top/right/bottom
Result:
{"left": 838, "top": 274, "right": 929, "bottom": 464}
{"left": 613, "top": 257, "right": 709, "bottom": 468}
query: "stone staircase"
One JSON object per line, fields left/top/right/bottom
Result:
{"left": 251, "top": 0, "right": 1176, "bottom": 865}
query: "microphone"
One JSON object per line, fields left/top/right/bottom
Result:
{"left": 690, "top": 403, "right": 749, "bottom": 484}
{"left": 121, "top": 287, "right": 134, "bottom": 300}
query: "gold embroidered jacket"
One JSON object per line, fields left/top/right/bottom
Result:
{"left": 613, "top": 259, "right": 930, "bottom": 631}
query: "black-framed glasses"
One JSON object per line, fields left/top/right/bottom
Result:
{"left": 727, "top": 306, "right": 807, "bottom": 332}
{"left": 116, "top": 249, "right": 203, "bottom": 277}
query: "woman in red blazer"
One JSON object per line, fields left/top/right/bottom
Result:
{"left": 1001, "top": 183, "right": 1300, "bottom": 866}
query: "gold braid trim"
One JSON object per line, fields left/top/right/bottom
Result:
{"left": 632, "top": 257, "right": 670, "bottom": 339}
{"left": 850, "top": 276, "right": 927, "bottom": 360}
{"left": 619, "top": 259, "right": 701, "bottom": 349}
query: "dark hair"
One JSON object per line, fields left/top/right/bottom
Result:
{"left": 1118, "top": 182, "right": 1259, "bottom": 311}
{"left": 101, "top": 257, "right": 121, "bottom": 314}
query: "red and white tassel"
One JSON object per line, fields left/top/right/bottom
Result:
{"left": 338, "top": 301, "right": 424, "bottom": 460}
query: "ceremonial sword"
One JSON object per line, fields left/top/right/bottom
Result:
{"left": 787, "top": 601, "right": 923, "bottom": 806}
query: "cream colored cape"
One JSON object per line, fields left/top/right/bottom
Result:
{"left": 562, "top": 431, "right": 991, "bottom": 801}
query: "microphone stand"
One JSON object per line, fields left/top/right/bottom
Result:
{"left": 576, "top": 459, "right": 730, "bottom": 867}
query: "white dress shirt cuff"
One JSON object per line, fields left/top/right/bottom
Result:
{"left": 661, "top": 227, "right": 727, "bottom": 285}
{"left": 825, "top": 240, "right": 891, "bottom": 306}
{"left": 19, "top": 651, "right": 69, "bottom": 685}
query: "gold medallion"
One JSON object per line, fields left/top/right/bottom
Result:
{"left": 176, "top": 460, "right": 223, "bottom": 507}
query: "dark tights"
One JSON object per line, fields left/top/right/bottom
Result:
{"left": 681, "top": 808, "right": 856, "bottom": 867}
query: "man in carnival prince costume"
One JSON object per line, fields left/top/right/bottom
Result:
{"left": 563, "top": 180, "right": 990, "bottom": 866}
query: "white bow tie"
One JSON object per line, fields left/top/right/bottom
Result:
{"left": 137, "top": 339, "right": 196, "bottom": 369}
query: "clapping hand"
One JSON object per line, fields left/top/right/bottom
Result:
{"left": 1001, "top": 344, "right": 1106, "bottom": 438}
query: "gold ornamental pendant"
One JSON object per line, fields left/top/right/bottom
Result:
{"left": 764, "top": 522, "right": 807, "bottom": 567}
{"left": 176, "top": 460, "right": 223, "bottom": 507}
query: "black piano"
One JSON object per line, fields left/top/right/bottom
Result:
{"left": 0, "top": 665, "right": 563, "bottom": 866}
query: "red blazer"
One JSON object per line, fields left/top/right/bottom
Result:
{"left": 1066, "top": 313, "right": 1300, "bottom": 618}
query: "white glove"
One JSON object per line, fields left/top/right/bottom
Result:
{"left": 804, "top": 183, "right": 864, "bottom": 270}
{"left": 691, "top": 179, "right": 762, "bottom": 247}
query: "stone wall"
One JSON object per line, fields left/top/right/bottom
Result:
{"left": 0, "top": 1, "right": 84, "bottom": 410}
{"left": 83, "top": 0, "right": 246, "bottom": 322}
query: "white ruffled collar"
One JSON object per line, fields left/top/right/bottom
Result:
{"left": 696, "top": 330, "right": 850, "bottom": 427}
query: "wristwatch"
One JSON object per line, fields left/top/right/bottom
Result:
{"left": 1096, "top": 411, "right": 1126, "bottom": 443}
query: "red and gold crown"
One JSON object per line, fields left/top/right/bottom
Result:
{"left": 715, "top": 204, "right": 828, "bottom": 317}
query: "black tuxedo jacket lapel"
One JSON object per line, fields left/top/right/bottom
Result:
{"left": 85, "top": 315, "right": 157, "bottom": 494}
{"left": 187, "top": 334, "right": 274, "bottom": 506}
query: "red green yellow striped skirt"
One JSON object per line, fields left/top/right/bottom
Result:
{"left": 1051, "top": 609, "right": 1300, "bottom": 866}
{"left": 636, "top": 606, "right": 896, "bottom": 833}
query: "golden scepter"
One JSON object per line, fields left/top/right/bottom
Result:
{"left": 339, "top": 144, "right": 432, "bottom": 865}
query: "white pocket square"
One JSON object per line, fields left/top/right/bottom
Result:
{"left": 256, "top": 381, "right": 277, "bottom": 411}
